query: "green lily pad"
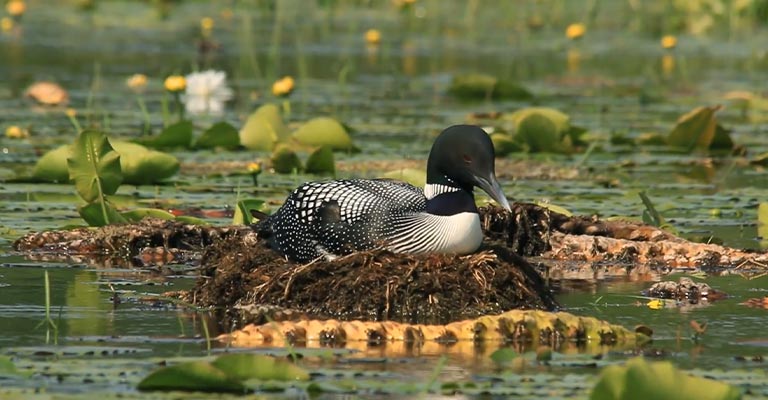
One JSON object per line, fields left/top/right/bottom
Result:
{"left": 138, "top": 360, "right": 245, "bottom": 393}
{"left": 114, "top": 141, "right": 180, "bottom": 185}
{"left": 32, "top": 141, "right": 179, "bottom": 186}
{"left": 233, "top": 199, "right": 266, "bottom": 225}
{"left": 590, "top": 357, "right": 741, "bottom": 400}
{"left": 292, "top": 117, "right": 355, "bottom": 151}
{"left": 490, "top": 133, "right": 523, "bottom": 156}
{"left": 448, "top": 73, "right": 533, "bottom": 100}
{"left": 136, "top": 120, "right": 193, "bottom": 149}
{"left": 305, "top": 146, "right": 336, "bottom": 175}
{"left": 79, "top": 199, "right": 128, "bottom": 227}
{"left": 271, "top": 144, "right": 302, "bottom": 174}
{"left": 67, "top": 130, "right": 123, "bottom": 202}
{"left": 211, "top": 353, "right": 310, "bottom": 382}
{"left": 515, "top": 112, "right": 566, "bottom": 153}
{"left": 239, "top": 103, "right": 290, "bottom": 151}
{"left": 31, "top": 144, "right": 71, "bottom": 183}
{"left": 121, "top": 208, "right": 177, "bottom": 222}
{"left": 667, "top": 105, "right": 723, "bottom": 152}
{"left": 381, "top": 168, "right": 425, "bottom": 188}
{"left": 195, "top": 121, "right": 241, "bottom": 150}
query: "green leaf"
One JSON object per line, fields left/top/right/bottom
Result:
{"left": 67, "top": 130, "right": 123, "bottom": 203}
{"left": 515, "top": 113, "right": 566, "bottom": 153}
{"left": 639, "top": 191, "right": 663, "bottom": 227}
{"left": 211, "top": 353, "right": 310, "bottom": 382}
{"left": 710, "top": 123, "right": 734, "bottom": 150}
{"left": 121, "top": 208, "right": 177, "bottom": 222}
{"left": 758, "top": 203, "right": 768, "bottom": 246}
{"left": 137, "top": 361, "right": 245, "bottom": 393}
{"left": 239, "top": 104, "right": 290, "bottom": 151}
{"left": 79, "top": 199, "right": 127, "bottom": 227}
{"left": 292, "top": 117, "right": 355, "bottom": 151}
{"left": 136, "top": 120, "right": 194, "bottom": 149}
{"left": 505, "top": 107, "right": 573, "bottom": 153}
{"left": 114, "top": 142, "right": 180, "bottom": 185}
{"left": 233, "top": 199, "right": 266, "bottom": 225}
{"left": 270, "top": 144, "right": 303, "bottom": 174}
{"left": 533, "top": 201, "right": 573, "bottom": 217}
{"left": 490, "top": 133, "right": 523, "bottom": 156}
{"left": 381, "top": 168, "right": 425, "bottom": 188}
{"left": 489, "top": 347, "right": 518, "bottom": 364}
{"left": 32, "top": 144, "right": 71, "bottom": 183}
{"left": 195, "top": 121, "right": 241, "bottom": 150}
{"left": 174, "top": 215, "right": 210, "bottom": 225}
{"left": 32, "top": 141, "right": 179, "bottom": 186}
{"left": 590, "top": 357, "right": 741, "bottom": 400}
{"left": 667, "top": 105, "right": 722, "bottom": 152}
{"left": 448, "top": 73, "right": 533, "bottom": 100}
{"left": 305, "top": 146, "right": 335, "bottom": 175}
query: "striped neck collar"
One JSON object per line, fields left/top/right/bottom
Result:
{"left": 423, "top": 182, "right": 462, "bottom": 200}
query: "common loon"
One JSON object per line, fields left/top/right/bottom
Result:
{"left": 256, "top": 124, "right": 511, "bottom": 262}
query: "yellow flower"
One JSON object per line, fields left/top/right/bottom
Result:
{"left": 0, "top": 16, "right": 13, "bottom": 32}
{"left": 247, "top": 162, "right": 262, "bottom": 174}
{"left": 164, "top": 75, "right": 186, "bottom": 92}
{"left": 661, "top": 35, "right": 677, "bottom": 50}
{"left": 65, "top": 108, "right": 77, "bottom": 118}
{"left": 271, "top": 76, "right": 295, "bottom": 97}
{"left": 5, "top": 125, "right": 28, "bottom": 139}
{"left": 565, "top": 23, "right": 586, "bottom": 40}
{"left": 200, "top": 17, "right": 214, "bottom": 36}
{"left": 6, "top": 0, "right": 25, "bottom": 17}
{"left": 365, "top": 29, "right": 381, "bottom": 45}
{"left": 646, "top": 299, "right": 665, "bottom": 310}
{"left": 126, "top": 73, "right": 148, "bottom": 92}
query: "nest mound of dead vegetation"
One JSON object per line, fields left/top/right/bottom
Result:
{"left": 190, "top": 234, "right": 558, "bottom": 327}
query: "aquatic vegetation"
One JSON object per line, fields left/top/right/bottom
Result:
{"left": 182, "top": 70, "right": 233, "bottom": 116}
{"left": 4, "top": 125, "right": 27, "bottom": 139}
{"left": 239, "top": 103, "right": 291, "bottom": 151}
{"left": 5, "top": 0, "right": 25, "bottom": 18}
{"left": 364, "top": 28, "right": 382, "bottom": 44}
{"left": 667, "top": 105, "right": 733, "bottom": 153}
{"left": 163, "top": 74, "right": 186, "bottom": 92}
{"left": 661, "top": 34, "right": 678, "bottom": 49}
{"left": 24, "top": 81, "right": 69, "bottom": 106}
{"left": 565, "top": 23, "right": 586, "bottom": 40}
{"left": 292, "top": 117, "right": 355, "bottom": 151}
{"left": 482, "top": 107, "right": 587, "bottom": 154}
{"left": 271, "top": 76, "right": 295, "bottom": 97}
{"left": 449, "top": 73, "right": 533, "bottom": 101}
{"left": 590, "top": 357, "right": 741, "bottom": 400}
{"left": 138, "top": 353, "right": 309, "bottom": 393}
{"left": 125, "top": 73, "right": 148, "bottom": 93}
{"left": 33, "top": 138, "right": 179, "bottom": 185}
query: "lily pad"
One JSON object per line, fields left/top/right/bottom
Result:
{"left": 515, "top": 112, "right": 566, "bottom": 153}
{"left": 32, "top": 141, "right": 179, "bottom": 186}
{"left": 211, "top": 353, "right": 310, "bottom": 382}
{"left": 138, "top": 360, "right": 245, "bottom": 393}
{"left": 239, "top": 103, "right": 290, "bottom": 151}
{"left": 136, "top": 120, "right": 193, "bottom": 149}
{"left": 195, "top": 121, "right": 241, "bottom": 150}
{"left": 121, "top": 208, "right": 177, "bottom": 222}
{"left": 271, "top": 144, "right": 302, "bottom": 174}
{"left": 304, "top": 146, "right": 336, "bottom": 175}
{"left": 448, "top": 73, "right": 533, "bottom": 100}
{"left": 666, "top": 105, "right": 723, "bottom": 152}
{"left": 381, "top": 168, "right": 425, "bottom": 188}
{"left": 79, "top": 199, "right": 128, "bottom": 226}
{"left": 67, "top": 130, "right": 123, "bottom": 203}
{"left": 590, "top": 357, "right": 741, "bottom": 400}
{"left": 490, "top": 133, "right": 523, "bottom": 156}
{"left": 233, "top": 199, "right": 266, "bottom": 225}
{"left": 292, "top": 117, "right": 355, "bottom": 151}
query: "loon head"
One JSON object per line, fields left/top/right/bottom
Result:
{"left": 426, "top": 125, "right": 512, "bottom": 211}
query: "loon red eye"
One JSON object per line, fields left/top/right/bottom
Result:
{"left": 463, "top": 154, "right": 472, "bottom": 164}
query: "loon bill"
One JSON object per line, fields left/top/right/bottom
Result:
{"left": 255, "top": 124, "right": 512, "bottom": 262}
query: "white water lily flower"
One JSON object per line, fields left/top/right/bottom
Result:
{"left": 183, "top": 70, "right": 233, "bottom": 115}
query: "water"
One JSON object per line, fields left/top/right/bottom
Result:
{"left": 1, "top": 1, "right": 767, "bottom": 397}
